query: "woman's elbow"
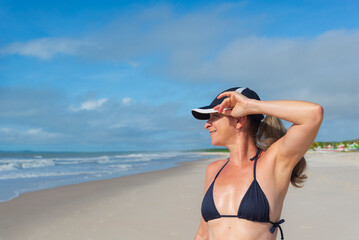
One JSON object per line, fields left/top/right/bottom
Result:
{"left": 310, "top": 104, "right": 324, "bottom": 125}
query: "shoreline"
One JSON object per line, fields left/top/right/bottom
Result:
{"left": 0, "top": 151, "right": 226, "bottom": 203}
{"left": 0, "top": 155, "right": 228, "bottom": 240}
{"left": 0, "top": 152, "right": 358, "bottom": 240}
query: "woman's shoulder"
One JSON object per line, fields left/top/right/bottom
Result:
{"left": 206, "top": 158, "right": 228, "bottom": 175}
{"left": 204, "top": 158, "right": 228, "bottom": 188}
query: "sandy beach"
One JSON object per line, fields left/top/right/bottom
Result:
{"left": 0, "top": 152, "right": 358, "bottom": 240}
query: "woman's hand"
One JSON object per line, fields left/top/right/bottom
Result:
{"left": 213, "top": 91, "right": 253, "bottom": 118}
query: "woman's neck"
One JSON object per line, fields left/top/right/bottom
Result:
{"left": 226, "top": 136, "right": 258, "bottom": 167}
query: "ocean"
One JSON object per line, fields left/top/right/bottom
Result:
{"left": 0, "top": 151, "right": 221, "bottom": 202}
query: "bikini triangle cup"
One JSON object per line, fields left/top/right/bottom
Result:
{"left": 201, "top": 148, "right": 285, "bottom": 239}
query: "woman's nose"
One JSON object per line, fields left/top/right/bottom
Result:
{"left": 204, "top": 120, "right": 211, "bottom": 129}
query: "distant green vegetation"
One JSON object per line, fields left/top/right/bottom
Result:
{"left": 190, "top": 139, "right": 359, "bottom": 152}
{"left": 311, "top": 139, "right": 359, "bottom": 149}
{"left": 189, "top": 148, "right": 229, "bottom": 152}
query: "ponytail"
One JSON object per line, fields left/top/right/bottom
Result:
{"left": 249, "top": 115, "right": 307, "bottom": 188}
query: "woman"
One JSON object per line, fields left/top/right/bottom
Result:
{"left": 192, "top": 87, "right": 323, "bottom": 240}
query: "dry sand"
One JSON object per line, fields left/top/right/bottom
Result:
{"left": 0, "top": 152, "right": 358, "bottom": 240}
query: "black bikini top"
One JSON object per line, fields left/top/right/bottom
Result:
{"left": 201, "top": 148, "right": 285, "bottom": 239}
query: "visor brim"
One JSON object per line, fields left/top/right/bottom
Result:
{"left": 191, "top": 106, "right": 217, "bottom": 120}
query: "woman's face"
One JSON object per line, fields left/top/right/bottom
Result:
{"left": 204, "top": 113, "right": 237, "bottom": 146}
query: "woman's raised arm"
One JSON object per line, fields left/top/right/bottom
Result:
{"left": 215, "top": 91, "right": 323, "bottom": 171}
{"left": 247, "top": 99, "right": 323, "bottom": 170}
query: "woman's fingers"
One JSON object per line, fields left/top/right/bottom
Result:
{"left": 213, "top": 91, "right": 251, "bottom": 118}
{"left": 213, "top": 104, "right": 232, "bottom": 115}
{"left": 217, "top": 91, "right": 234, "bottom": 99}
{"left": 217, "top": 98, "right": 232, "bottom": 113}
{"left": 215, "top": 91, "right": 248, "bottom": 117}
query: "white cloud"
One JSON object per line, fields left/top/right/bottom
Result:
{"left": 80, "top": 98, "right": 108, "bottom": 110}
{"left": 26, "top": 128, "right": 43, "bottom": 135}
{"left": 0, "top": 127, "right": 61, "bottom": 144}
{"left": 0, "top": 87, "right": 203, "bottom": 150}
{"left": 162, "top": 29, "right": 359, "bottom": 83}
{"left": 160, "top": 29, "right": 359, "bottom": 120}
{"left": 0, "top": 4, "right": 245, "bottom": 61}
{"left": 69, "top": 98, "right": 108, "bottom": 112}
{"left": 121, "top": 97, "right": 132, "bottom": 105}
{"left": 0, "top": 128, "right": 12, "bottom": 133}
{"left": 0, "top": 38, "right": 92, "bottom": 60}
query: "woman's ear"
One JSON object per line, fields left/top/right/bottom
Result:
{"left": 236, "top": 116, "right": 247, "bottom": 131}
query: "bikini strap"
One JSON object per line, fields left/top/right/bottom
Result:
{"left": 214, "top": 158, "right": 230, "bottom": 181}
{"left": 269, "top": 219, "right": 285, "bottom": 239}
{"left": 250, "top": 147, "right": 261, "bottom": 180}
{"left": 216, "top": 148, "right": 260, "bottom": 181}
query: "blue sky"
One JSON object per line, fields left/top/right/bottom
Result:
{"left": 1, "top": 0, "right": 359, "bottom": 151}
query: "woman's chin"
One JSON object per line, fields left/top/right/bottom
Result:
{"left": 211, "top": 140, "right": 222, "bottom": 147}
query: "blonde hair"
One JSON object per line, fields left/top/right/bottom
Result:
{"left": 248, "top": 115, "right": 307, "bottom": 188}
